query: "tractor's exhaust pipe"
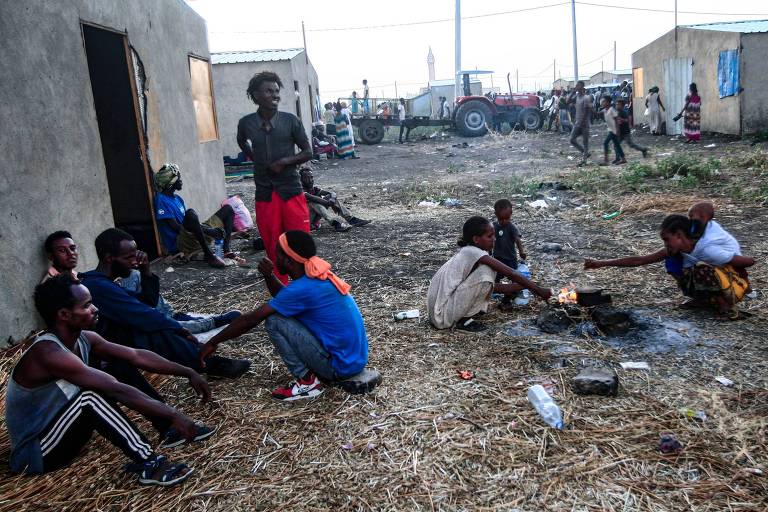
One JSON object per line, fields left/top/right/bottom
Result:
{"left": 506, "top": 73, "right": 513, "bottom": 96}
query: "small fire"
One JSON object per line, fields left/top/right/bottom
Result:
{"left": 558, "top": 286, "right": 578, "bottom": 304}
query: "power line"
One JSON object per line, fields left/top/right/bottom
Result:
{"left": 210, "top": 2, "right": 569, "bottom": 35}
{"left": 576, "top": 1, "right": 768, "bottom": 16}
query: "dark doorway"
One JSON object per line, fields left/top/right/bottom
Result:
{"left": 81, "top": 24, "right": 160, "bottom": 257}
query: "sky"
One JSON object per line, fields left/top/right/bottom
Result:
{"left": 185, "top": 0, "right": 768, "bottom": 101}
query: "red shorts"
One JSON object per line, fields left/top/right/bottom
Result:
{"left": 255, "top": 191, "right": 310, "bottom": 284}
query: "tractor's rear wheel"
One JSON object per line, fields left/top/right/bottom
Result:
{"left": 454, "top": 100, "right": 492, "bottom": 137}
{"left": 519, "top": 107, "right": 542, "bottom": 131}
{"left": 357, "top": 119, "right": 385, "bottom": 144}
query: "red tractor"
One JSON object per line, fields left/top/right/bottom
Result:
{"left": 453, "top": 71, "right": 543, "bottom": 137}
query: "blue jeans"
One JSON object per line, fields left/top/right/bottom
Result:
{"left": 603, "top": 132, "right": 624, "bottom": 159}
{"left": 265, "top": 314, "right": 337, "bottom": 381}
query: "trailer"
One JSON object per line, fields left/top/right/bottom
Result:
{"left": 352, "top": 114, "right": 453, "bottom": 144}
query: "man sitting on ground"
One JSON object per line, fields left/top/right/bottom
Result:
{"left": 80, "top": 228, "right": 250, "bottom": 378}
{"left": 154, "top": 163, "right": 234, "bottom": 268}
{"left": 200, "top": 231, "right": 378, "bottom": 401}
{"left": 6, "top": 275, "right": 213, "bottom": 485}
{"left": 41, "top": 231, "right": 79, "bottom": 283}
{"left": 300, "top": 167, "right": 371, "bottom": 232}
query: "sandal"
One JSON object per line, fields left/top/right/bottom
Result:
{"left": 126, "top": 455, "right": 194, "bottom": 487}
{"left": 455, "top": 318, "right": 487, "bottom": 332}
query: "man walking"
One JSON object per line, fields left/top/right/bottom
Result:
{"left": 237, "top": 71, "right": 313, "bottom": 284}
{"left": 568, "top": 81, "right": 593, "bottom": 165}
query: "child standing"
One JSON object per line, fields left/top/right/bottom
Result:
{"left": 616, "top": 98, "right": 648, "bottom": 158}
{"left": 492, "top": 199, "right": 527, "bottom": 303}
{"left": 427, "top": 216, "right": 551, "bottom": 332}
{"left": 601, "top": 95, "right": 625, "bottom": 165}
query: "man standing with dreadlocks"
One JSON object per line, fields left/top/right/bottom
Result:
{"left": 236, "top": 71, "right": 313, "bottom": 284}
{"left": 153, "top": 163, "right": 235, "bottom": 268}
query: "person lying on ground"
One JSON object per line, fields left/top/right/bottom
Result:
{"left": 117, "top": 259, "right": 241, "bottom": 335}
{"left": 154, "top": 163, "right": 234, "bottom": 268}
{"left": 6, "top": 275, "right": 214, "bottom": 486}
{"left": 300, "top": 166, "right": 371, "bottom": 232}
{"left": 199, "top": 231, "right": 370, "bottom": 401}
{"left": 492, "top": 199, "right": 527, "bottom": 305}
{"left": 80, "top": 228, "right": 251, "bottom": 378}
{"left": 41, "top": 230, "right": 79, "bottom": 283}
{"left": 584, "top": 214, "right": 754, "bottom": 320}
{"left": 428, "top": 216, "right": 552, "bottom": 332}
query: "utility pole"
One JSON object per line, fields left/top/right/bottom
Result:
{"left": 394, "top": 81, "right": 398, "bottom": 98}
{"left": 553, "top": 59, "right": 556, "bottom": 88}
{"left": 455, "top": 0, "right": 461, "bottom": 97}
{"left": 301, "top": 21, "right": 308, "bottom": 64}
{"left": 613, "top": 41, "right": 617, "bottom": 70}
{"left": 570, "top": 0, "right": 579, "bottom": 83}
{"left": 516, "top": 69, "right": 519, "bottom": 92}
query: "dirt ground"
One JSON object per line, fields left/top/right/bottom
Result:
{"left": 2, "top": 127, "right": 767, "bottom": 511}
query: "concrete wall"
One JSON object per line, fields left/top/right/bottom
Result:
{"left": 211, "top": 53, "right": 320, "bottom": 158}
{"left": 0, "top": 0, "right": 225, "bottom": 345}
{"left": 741, "top": 33, "right": 768, "bottom": 134}
{"left": 632, "top": 28, "right": 741, "bottom": 134}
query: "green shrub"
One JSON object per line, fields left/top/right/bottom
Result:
{"left": 655, "top": 154, "right": 719, "bottom": 181}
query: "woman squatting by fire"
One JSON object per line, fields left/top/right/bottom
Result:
{"left": 584, "top": 202, "right": 755, "bottom": 321}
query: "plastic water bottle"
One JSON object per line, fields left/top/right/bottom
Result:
{"left": 514, "top": 260, "right": 532, "bottom": 305}
{"left": 214, "top": 239, "right": 224, "bottom": 259}
{"left": 527, "top": 384, "right": 564, "bottom": 430}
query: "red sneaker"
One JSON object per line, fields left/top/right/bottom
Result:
{"left": 271, "top": 373, "right": 324, "bottom": 401}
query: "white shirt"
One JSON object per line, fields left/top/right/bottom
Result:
{"left": 683, "top": 220, "right": 741, "bottom": 268}
{"left": 397, "top": 103, "right": 405, "bottom": 121}
{"left": 604, "top": 106, "right": 619, "bottom": 134}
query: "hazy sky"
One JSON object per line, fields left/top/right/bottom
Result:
{"left": 185, "top": 0, "right": 767, "bottom": 100}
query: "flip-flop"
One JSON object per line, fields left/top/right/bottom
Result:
{"left": 455, "top": 318, "right": 487, "bottom": 332}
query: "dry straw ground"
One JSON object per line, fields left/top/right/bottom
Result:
{"left": 1, "top": 130, "right": 766, "bottom": 511}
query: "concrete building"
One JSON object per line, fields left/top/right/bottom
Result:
{"left": 632, "top": 20, "right": 768, "bottom": 135}
{"left": 211, "top": 49, "right": 320, "bottom": 158}
{"left": 552, "top": 76, "right": 591, "bottom": 90}
{"left": 0, "top": 0, "right": 226, "bottom": 345}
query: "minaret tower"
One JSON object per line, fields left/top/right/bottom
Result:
{"left": 427, "top": 46, "right": 435, "bottom": 82}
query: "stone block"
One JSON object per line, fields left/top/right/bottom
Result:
{"left": 571, "top": 367, "right": 619, "bottom": 396}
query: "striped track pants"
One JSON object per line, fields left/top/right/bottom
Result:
{"left": 39, "top": 390, "right": 153, "bottom": 472}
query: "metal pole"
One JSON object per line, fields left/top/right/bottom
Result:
{"left": 674, "top": 0, "right": 678, "bottom": 42}
{"left": 553, "top": 59, "right": 556, "bottom": 88}
{"left": 394, "top": 81, "right": 398, "bottom": 98}
{"left": 613, "top": 41, "right": 617, "bottom": 70}
{"left": 570, "top": 0, "right": 579, "bottom": 83}
{"left": 301, "top": 21, "right": 308, "bottom": 64}
{"left": 455, "top": 0, "right": 461, "bottom": 97}
{"left": 516, "top": 69, "right": 519, "bottom": 92}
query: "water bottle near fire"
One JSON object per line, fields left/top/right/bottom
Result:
{"left": 527, "top": 384, "right": 564, "bottom": 430}
{"left": 514, "top": 261, "right": 531, "bottom": 305}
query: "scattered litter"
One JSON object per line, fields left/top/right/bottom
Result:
{"left": 746, "top": 289, "right": 759, "bottom": 299}
{"left": 714, "top": 376, "right": 734, "bottom": 387}
{"left": 659, "top": 433, "right": 683, "bottom": 454}
{"left": 656, "top": 151, "right": 674, "bottom": 156}
{"left": 165, "top": 267, "right": 175, "bottom": 273}
{"left": 341, "top": 442, "right": 353, "bottom": 451}
{"left": 457, "top": 370, "right": 475, "bottom": 380}
{"left": 398, "top": 252, "right": 412, "bottom": 257}
{"left": 679, "top": 408, "right": 707, "bottom": 422}
{"left": 671, "top": 174, "right": 683, "bottom": 181}
{"left": 602, "top": 211, "right": 621, "bottom": 220}
{"left": 527, "top": 199, "right": 549, "bottom": 209}
{"left": 620, "top": 361, "right": 650, "bottom": 370}
{"left": 443, "top": 198, "right": 462, "bottom": 207}
{"left": 704, "top": 143, "right": 717, "bottom": 148}
{"left": 366, "top": 442, "right": 376, "bottom": 451}
{"left": 541, "top": 242, "right": 562, "bottom": 253}
{"left": 417, "top": 200, "right": 439, "bottom": 208}
{"left": 394, "top": 309, "right": 420, "bottom": 321}
{"left": 527, "top": 384, "right": 563, "bottom": 430}
{"left": 567, "top": 155, "right": 574, "bottom": 160}
{"left": 474, "top": 184, "right": 484, "bottom": 189}
{"left": 503, "top": 319, "right": 540, "bottom": 337}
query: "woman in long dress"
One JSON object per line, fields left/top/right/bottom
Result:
{"left": 333, "top": 102, "right": 357, "bottom": 159}
{"left": 679, "top": 83, "right": 701, "bottom": 143}
{"left": 645, "top": 86, "right": 665, "bottom": 135}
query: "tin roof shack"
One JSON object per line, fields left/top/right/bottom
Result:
{"left": 588, "top": 70, "right": 632, "bottom": 86}
{"left": 211, "top": 49, "right": 320, "bottom": 159}
{"left": 0, "top": 0, "right": 225, "bottom": 345}
{"left": 632, "top": 20, "right": 768, "bottom": 135}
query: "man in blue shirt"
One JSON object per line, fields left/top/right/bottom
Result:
{"left": 80, "top": 228, "right": 251, "bottom": 379}
{"left": 200, "top": 231, "right": 377, "bottom": 401}
{"left": 154, "top": 163, "right": 234, "bottom": 268}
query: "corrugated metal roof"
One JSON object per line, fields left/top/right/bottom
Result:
{"left": 685, "top": 19, "right": 768, "bottom": 34}
{"left": 211, "top": 48, "right": 304, "bottom": 65}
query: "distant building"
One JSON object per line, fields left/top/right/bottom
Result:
{"left": 211, "top": 49, "right": 320, "bottom": 158}
{"left": 0, "top": 0, "right": 225, "bottom": 345}
{"left": 632, "top": 20, "right": 768, "bottom": 135}
{"left": 588, "top": 70, "right": 632, "bottom": 86}
{"left": 552, "top": 76, "right": 591, "bottom": 90}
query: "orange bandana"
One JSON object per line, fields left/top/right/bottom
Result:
{"left": 278, "top": 233, "right": 351, "bottom": 295}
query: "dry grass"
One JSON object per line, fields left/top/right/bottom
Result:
{"left": 1, "top": 133, "right": 767, "bottom": 511}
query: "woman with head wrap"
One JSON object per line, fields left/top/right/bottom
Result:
{"left": 645, "top": 86, "right": 665, "bottom": 135}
